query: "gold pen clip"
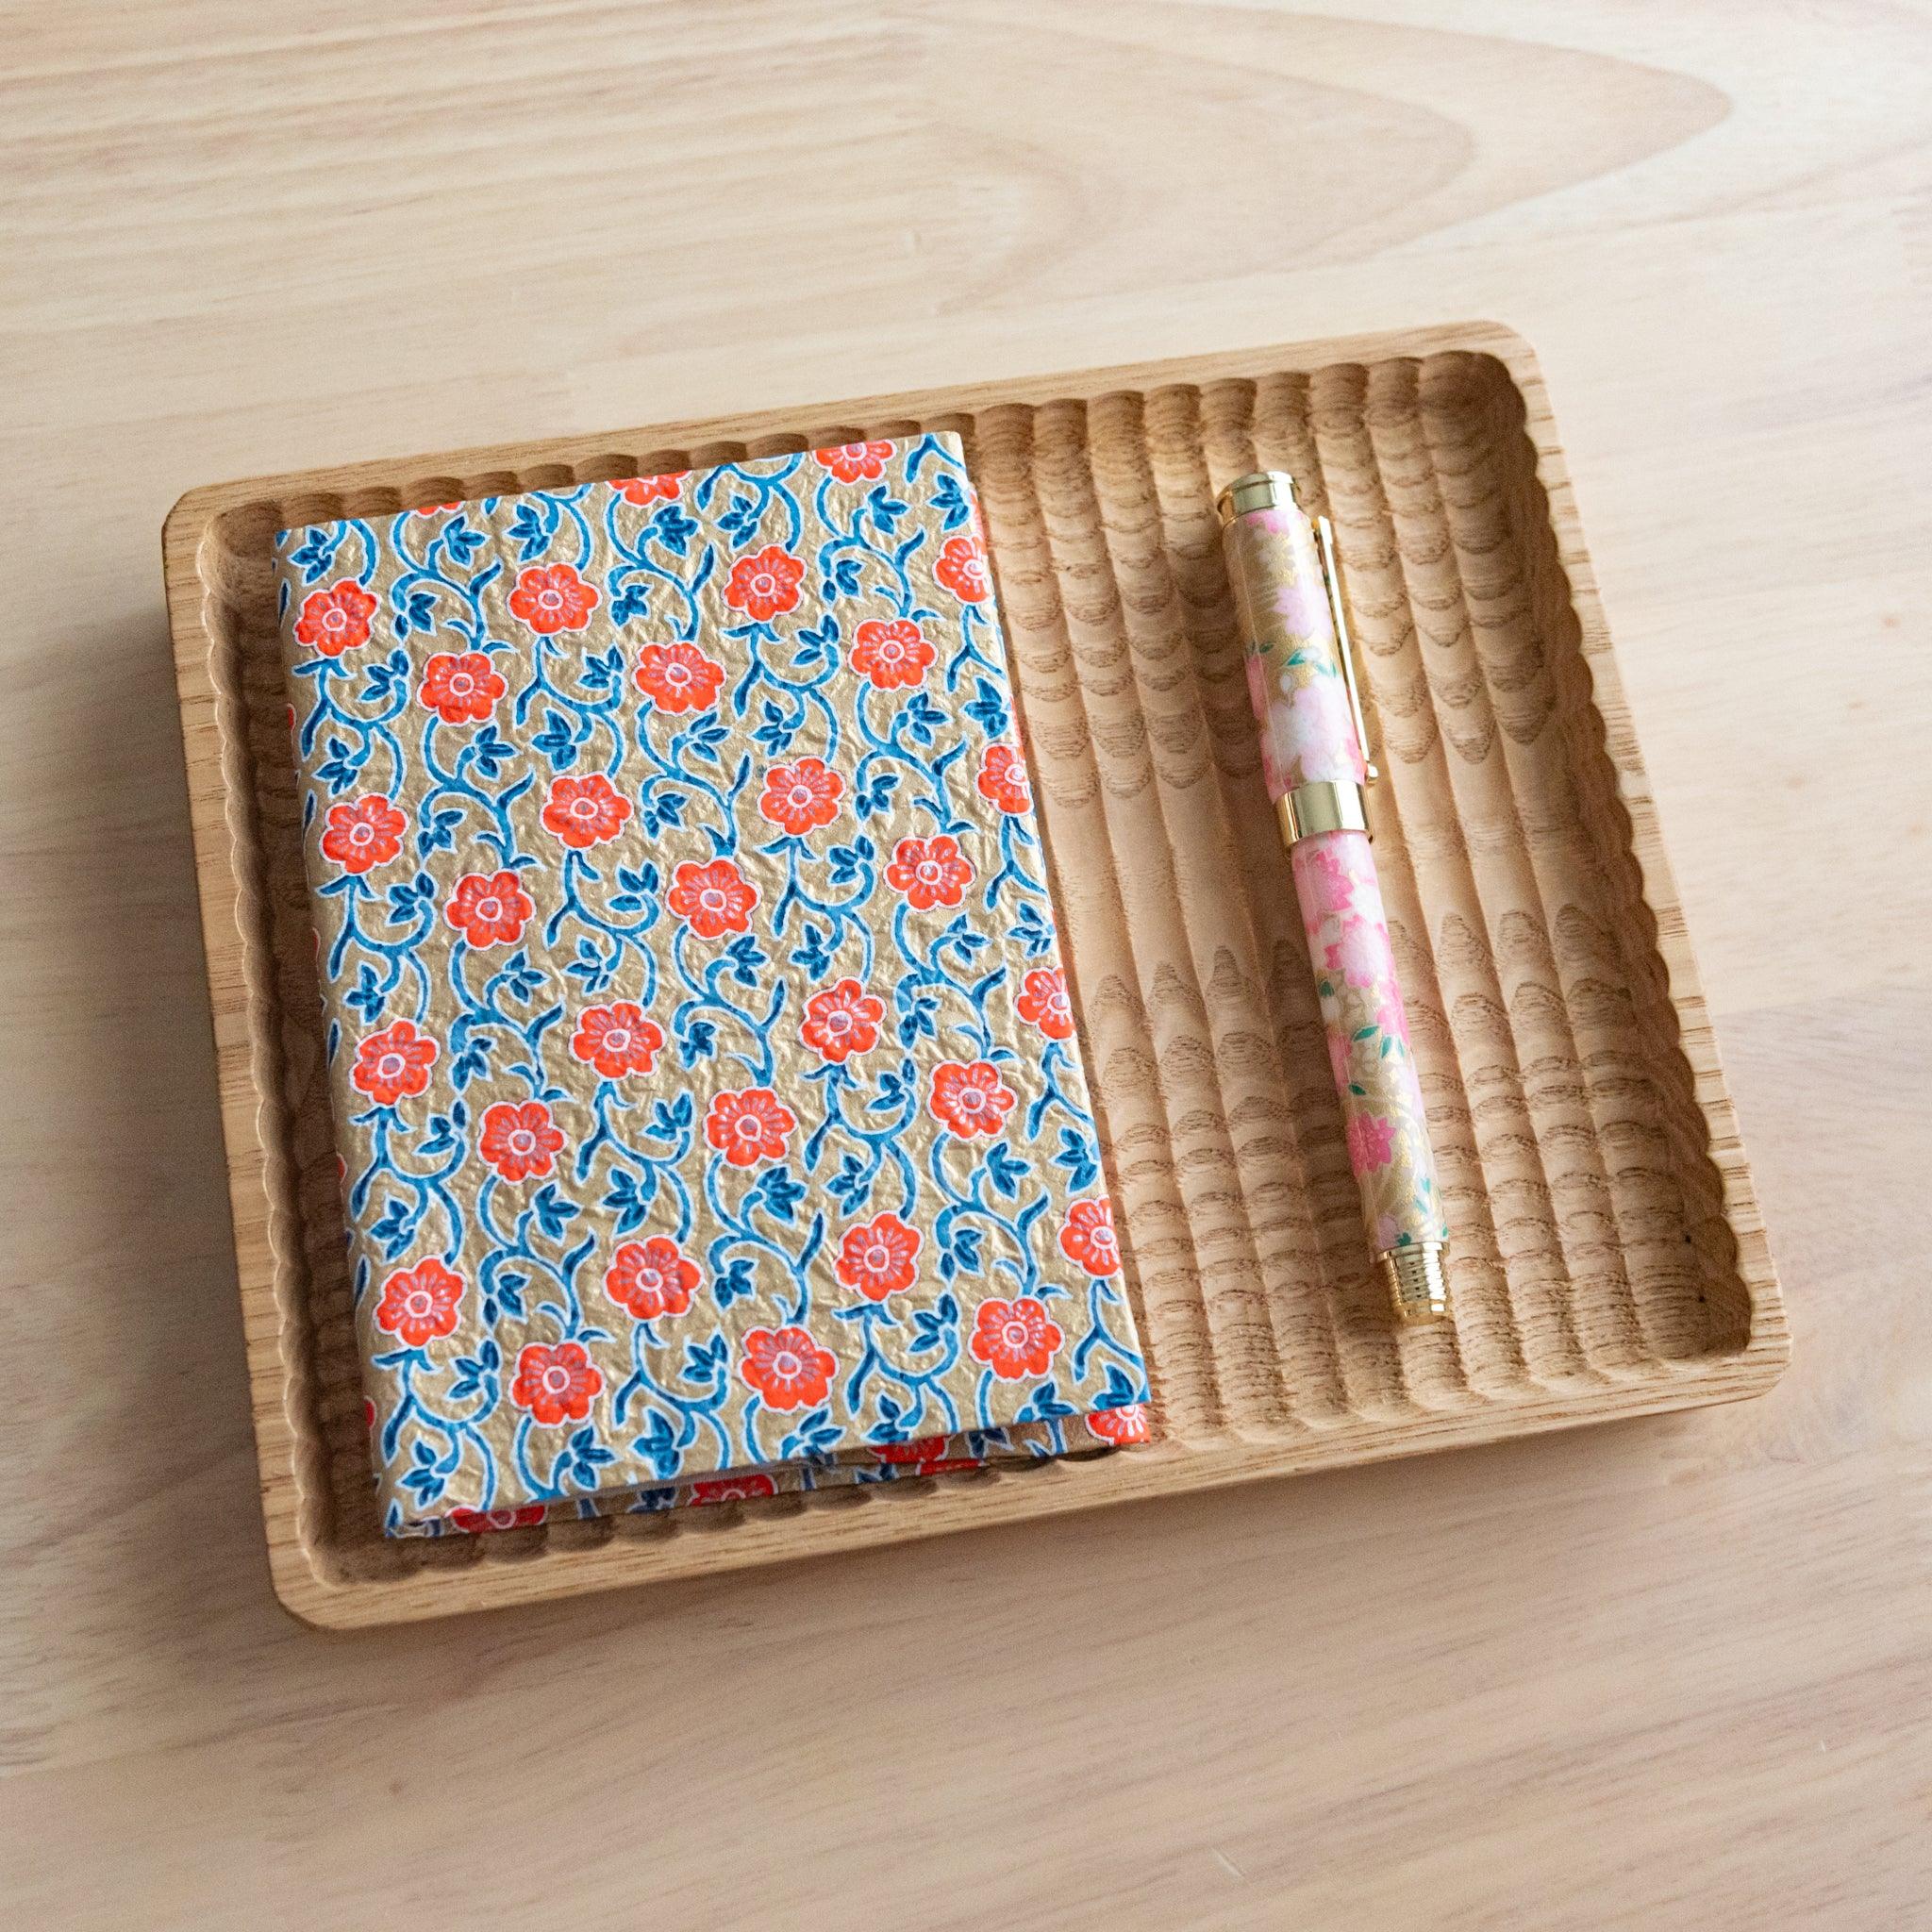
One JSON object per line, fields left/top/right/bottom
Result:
{"left": 1313, "top": 513, "right": 1379, "bottom": 784}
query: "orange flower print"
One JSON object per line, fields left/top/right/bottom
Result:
{"left": 447, "top": 1505, "right": 547, "bottom": 1533}
{"left": 928, "top": 1059, "right": 1017, "bottom": 1139}
{"left": 835, "top": 1210, "right": 922, "bottom": 1302}
{"left": 814, "top": 441, "right": 893, "bottom": 483}
{"left": 970, "top": 1297, "right": 1063, "bottom": 1380}
{"left": 849, "top": 618, "right": 935, "bottom": 691}
{"left": 1345, "top": 1111, "right": 1396, "bottom": 1174}
{"left": 570, "top": 1002, "right": 664, "bottom": 1078}
{"left": 738, "top": 1324, "right": 839, "bottom": 1411}
{"left": 723, "top": 544, "right": 805, "bottom": 623}
{"left": 690, "top": 1473, "right": 778, "bottom": 1507}
{"left": 374, "top": 1257, "right": 465, "bottom": 1347}
{"left": 479, "top": 1099, "right": 565, "bottom": 1182}
{"left": 351, "top": 1019, "right": 439, "bottom": 1107}
{"left": 1087, "top": 1402, "right": 1151, "bottom": 1446}
{"left": 605, "top": 1236, "right": 700, "bottom": 1323}
{"left": 1058, "top": 1197, "right": 1120, "bottom": 1277}
{"left": 758, "top": 756, "right": 843, "bottom": 836}
{"left": 976, "top": 741, "right": 1031, "bottom": 815}
{"left": 1016, "top": 966, "right": 1074, "bottom": 1041}
{"left": 510, "top": 1341, "right": 603, "bottom": 1425}
{"left": 667, "top": 857, "right": 758, "bottom": 939}
{"left": 508, "top": 562, "right": 600, "bottom": 635}
{"left": 927, "top": 1066, "right": 1020, "bottom": 1136}
{"left": 541, "top": 772, "right": 633, "bottom": 849}
{"left": 444, "top": 869, "right": 535, "bottom": 948}
{"left": 610, "top": 472, "right": 687, "bottom": 506}
{"left": 886, "top": 834, "right": 973, "bottom": 910}
{"left": 705, "top": 1087, "right": 796, "bottom": 1168}
{"left": 635, "top": 640, "right": 724, "bottom": 714}
{"left": 935, "top": 533, "right": 992, "bottom": 603}
{"left": 294, "top": 580, "right": 377, "bottom": 657}
{"left": 419, "top": 651, "right": 506, "bottom": 724}
{"left": 321, "top": 795, "right": 407, "bottom": 874}
{"left": 800, "top": 977, "right": 884, "bottom": 1063}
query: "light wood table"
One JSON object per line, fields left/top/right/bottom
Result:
{"left": 4, "top": 4, "right": 1927, "bottom": 1924}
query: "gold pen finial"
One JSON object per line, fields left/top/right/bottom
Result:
{"left": 1215, "top": 470, "right": 1296, "bottom": 525}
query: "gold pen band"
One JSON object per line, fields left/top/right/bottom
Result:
{"left": 1275, "top": 779, "right": 1369, "bottom": 844}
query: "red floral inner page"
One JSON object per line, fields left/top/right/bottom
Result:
{"left": 275, "top": 436, "right": 1151, "bottom": 1535}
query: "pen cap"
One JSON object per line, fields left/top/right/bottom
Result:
{"left": 1216, "top": 472, "right": 1367, "bottom": 802}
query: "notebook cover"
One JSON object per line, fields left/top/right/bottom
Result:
{"left": 275, "top": 436, "right": 1151, "bottom": 1532}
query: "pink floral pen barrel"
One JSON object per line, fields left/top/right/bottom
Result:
{"left": 1216, "top": 471, "right": 1450, "bottom": 1321}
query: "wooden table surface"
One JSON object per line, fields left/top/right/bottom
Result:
{"left": 5, "top": 4, "right": 1928, "bottom": 1924}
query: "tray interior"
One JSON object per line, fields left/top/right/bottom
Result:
{"left": 166, "top": 325, "right": 1786, "bottom": 1625}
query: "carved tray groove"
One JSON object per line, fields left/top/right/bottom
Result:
{"left": 163, "top": 324, "right": 1785, "bottom": 1625}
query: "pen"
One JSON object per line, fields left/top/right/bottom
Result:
{"left": 1214, "top": 472, "right": 1451, "bottom": 1322}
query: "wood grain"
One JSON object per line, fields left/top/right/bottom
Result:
{"left": 6, "top": 0, "right": 1931, "bottom": 1924}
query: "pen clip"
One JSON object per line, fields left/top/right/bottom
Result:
{"left": 1314, "top": 513, "right": 1379, "bottom": 784}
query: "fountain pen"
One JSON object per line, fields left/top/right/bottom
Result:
{"left": 1216, "top": 471, "right": 1450, "bottom": 1321}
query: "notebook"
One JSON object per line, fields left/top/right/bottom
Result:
{"left": 275, "top": 435, "right": 1152, "bottom": 1534}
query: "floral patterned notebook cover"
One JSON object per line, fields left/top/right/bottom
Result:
{"left": 275, "top": 435, "right": 1152, "bottom": 1535}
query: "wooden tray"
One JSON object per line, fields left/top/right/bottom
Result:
{"left": 163, "top": 323, "right": 1787, "bottom": 1627}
